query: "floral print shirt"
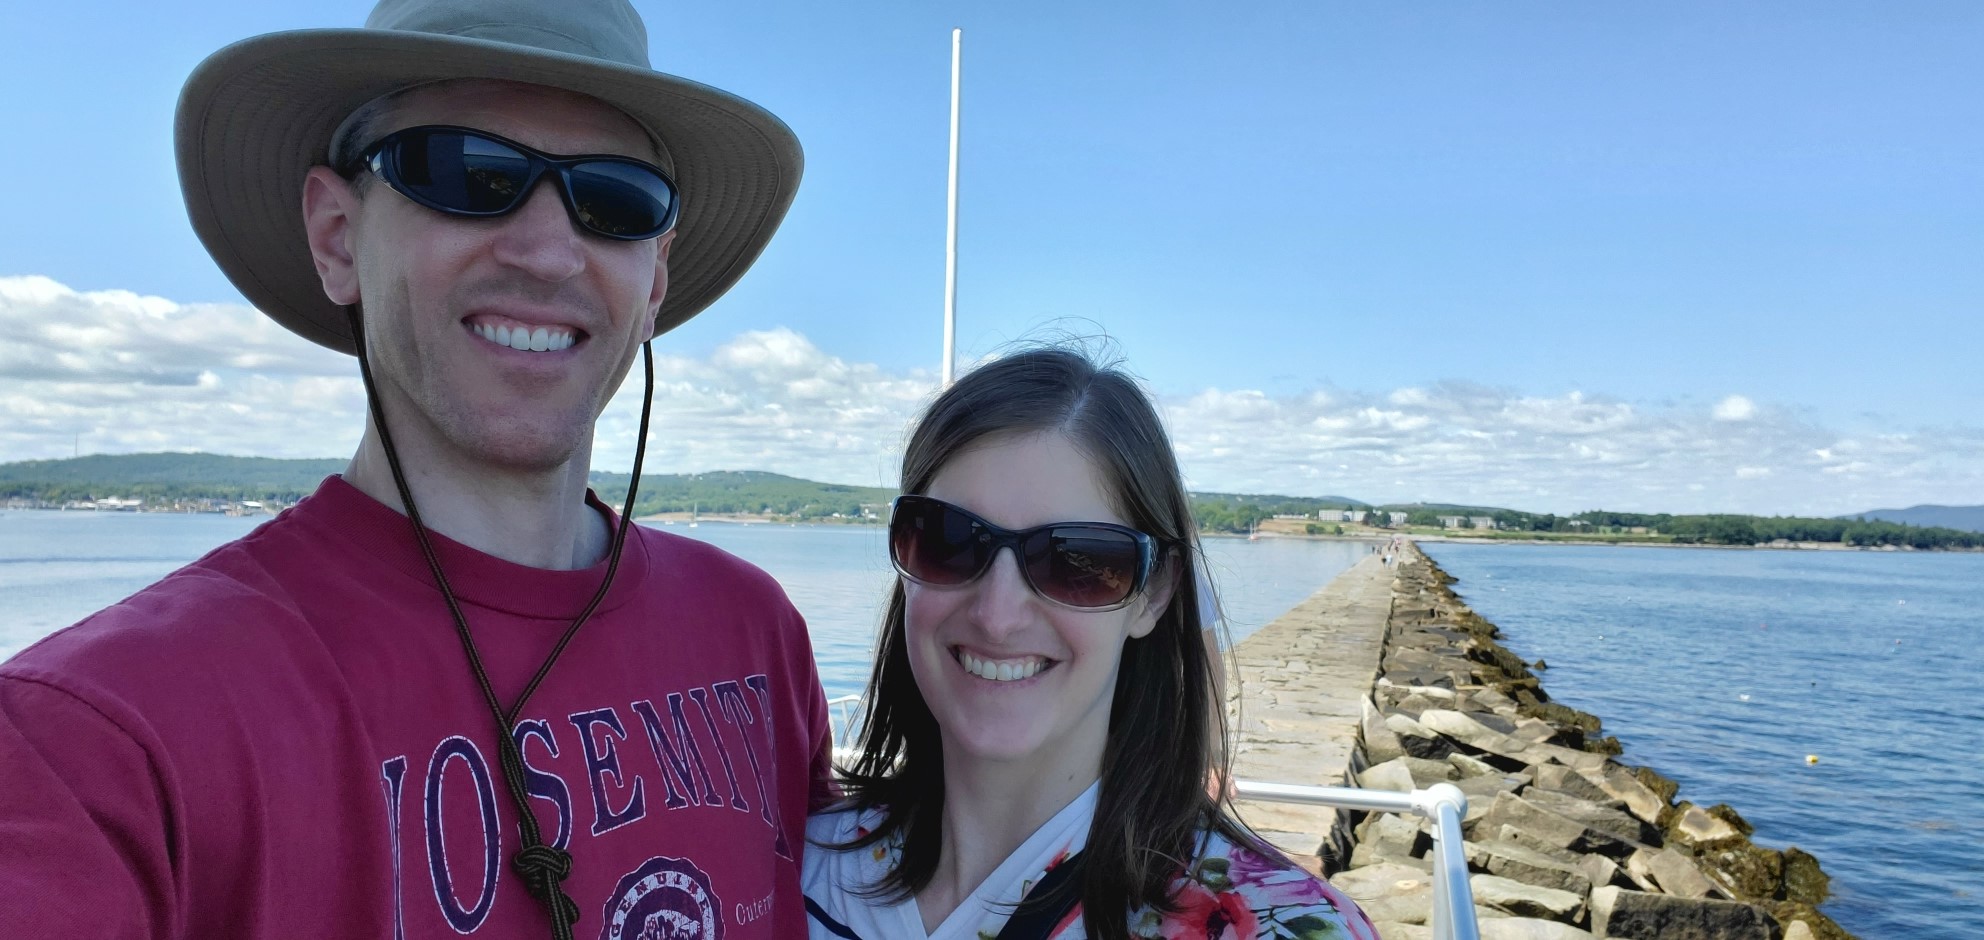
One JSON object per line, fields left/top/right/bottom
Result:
{"left": 801, "top": 783, "right": 1376, "bottom": 940}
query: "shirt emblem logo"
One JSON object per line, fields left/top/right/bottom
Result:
{"left": 600, "top": 855, "right": 724, "bottom": 940}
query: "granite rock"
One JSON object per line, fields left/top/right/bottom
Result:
{"left": 1464, "top": 839, "right": 1593, "bottom": 895}
{"left": 1372, "top": 922, "right": 1434, "bottom": 940}
{"left": 1472, "top": 792, "right": 1631, "bottom": 857}
{"left": 1330, "top": 862, "right": 1433, "bottom": 925}
{"left": 1470, "top": 873, "right": 1585, "bottom": 921}
{"left": 1521, "top": 787, "right": 1661, "bottom": 847}
{"left": 1670, "top": 802, "right": 1746, "bottom": 849}
{"left": 1580, "top": 762, "right": 1669, "bottom": 826}
{"left": 1361, "top": 696, "right": 1406, "bottom": 764}
{"left": 1782, "top": 847, "right": 1831, "bottom": 905}
{"left": 1529, "top": 763, "right": 1617, "bottom": 806}
{"left": 1357, "top": 758, "right": 1418, "bottom": 793}
{"left": 1645, "top": 848, "right": 1717, "bottom": 899}
{"left": 1475, "top": 918, "right": 1597, "bottom": 940}
{"left": 1590, "top": 886, "right": 1783, "bottom": 940}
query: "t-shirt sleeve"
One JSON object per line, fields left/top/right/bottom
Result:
{"left": 803, "top": 673, "right": 839, "bottom": 813}
{"left": 0, "top": 676, "right": 170, "bottom": 938}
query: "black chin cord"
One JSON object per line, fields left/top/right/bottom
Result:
{"left": 345, "top": 306, "right": 656, "bottom": 939}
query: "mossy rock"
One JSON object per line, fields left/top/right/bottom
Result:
{"left": 1781, "top": 847, "right": 1831, "bottom": 905}
{"left": 1706, "top": 803, "right": 1757, "bottom": 837}
{"left": 1547, "top": 725, "right": 1588, "bottom": 750}
{"left": 1523, "top": 701, "right": 1602, "bottom": 735}
{"left": 1765, "top": 900, "right": 1857, "bottom": 940}
{"left": 1496, "top": 677, "right": 1544, "bottom": 696}
{"left": 1499, "top": 679, "right": 1553, "bottom": 707}
{"left": 1632, "top": 764, "right": 1681, "bottom": 803}
{"left": 1700, "top": 841, "right": 1784, "bottom": 899}
{"left": 1479, "top": 645, "right": 1535, "bottom": 679}
{"left": 1583, "top": 735, "right": 1624, "bottom": 756}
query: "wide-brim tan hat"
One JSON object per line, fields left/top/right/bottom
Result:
{"left": 176, "top": 0, "right": 801, "bottom": 355}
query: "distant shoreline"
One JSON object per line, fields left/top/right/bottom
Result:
{"left": 9, "top": 505, "right": 1975, "bottom": 552}
{"left": 1235, "top": 526, "right": 1981, "bottom": 553}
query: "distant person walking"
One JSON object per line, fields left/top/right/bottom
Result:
{"left": 0, "top": 1, "right": 832, "bottom": 937}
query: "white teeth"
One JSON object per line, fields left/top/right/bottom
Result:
{"left": 958, "top": 651, "right": 1045, "bottom": 682}
{"left": 476, "top": 322, "right": 575, "bottom": 352}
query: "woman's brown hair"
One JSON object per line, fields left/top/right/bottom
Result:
{"left": 835, "top": 345, "right": 1261, "bottom": 938}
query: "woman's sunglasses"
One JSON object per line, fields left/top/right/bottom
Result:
{"left": 349, "top": 125, "right": 681, "bottom": 241}
{"left": 888, "top": 494, "right": 1162, "bottom": 611}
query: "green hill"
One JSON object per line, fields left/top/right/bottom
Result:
{"left": 1849, "top": 504, "right": 1984, "bottom": 535}
{"left": 0, "top": 453, "right": 346, "bottom": 502}
{"left": 588, "top": 470, "right": 895, "bottom": 520}
{"left": 0, "top": 454, "right": 897, "bottom": 520}
{"left": 7, "top": 453, "right": 1976, "bottom": 548}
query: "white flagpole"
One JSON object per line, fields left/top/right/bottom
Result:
{"left": 942, "top": 28, "right": 962, "bottom": 388}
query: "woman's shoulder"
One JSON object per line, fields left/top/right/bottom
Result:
{"left": 803, "top": 801, "right": 900, "bottom": 879}
{"left": 1124, "top": 829, "right": 1377, "bottom": 940}
{"left": 804, "top": 801, "right": 889, "bottom": 850}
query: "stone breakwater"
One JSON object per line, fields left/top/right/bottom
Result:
{"left": 1327, "top": 543, "right": 1852, "bottom": 940}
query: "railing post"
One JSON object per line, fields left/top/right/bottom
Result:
{"left": 1413, "top": 782, "right": 1477, "bottom": 940}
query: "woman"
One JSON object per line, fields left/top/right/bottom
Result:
{"left": 803, "top": 347, "right": 1375, "bottom": 939}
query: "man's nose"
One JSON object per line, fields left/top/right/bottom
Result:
{"left": 490, "top": 177, "right": 586, "bottom": 281}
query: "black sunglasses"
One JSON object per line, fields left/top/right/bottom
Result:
{"left": 350, "top": 125, "right": 681, "bottom": 241}
{"left": 888, "top": 494, "right": 1163, "bottom": 611}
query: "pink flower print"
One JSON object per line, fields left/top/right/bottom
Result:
{"left": 1222, "top": 844, "right": 1327, "bottom": 909}
{"left": 1159, "top": 879, "right": 1259, "bottom": 940}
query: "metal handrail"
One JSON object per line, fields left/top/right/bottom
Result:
{"left": 824, "top": 696, "right": 1477, "bottom": 939}
{"left": 1234, "top": 779, "right": 1478, "bottom": 940}
{"left": 826, "top": 693, "right": 863, "bottom": 766}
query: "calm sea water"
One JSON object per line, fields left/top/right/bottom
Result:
{"left": 22, "top": 512, "right": 1967, "bottom": 936}
{"left": 1423, "top": 542, "right": 1984, "bottom": 940}
{"left": 0, "top": 509, "right": 1370, "bottom": 701}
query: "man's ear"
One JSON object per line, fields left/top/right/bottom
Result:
{"left": 1128, "top": 548, "right": 1182, "bottom": 639}
{"left": 640, "top": 229, "right": 676, "bottom": 343}
{"left": 301, "top": 167, "right": 363, "bottom": 305}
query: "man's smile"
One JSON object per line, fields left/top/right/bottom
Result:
{"left": 465, "top": 313, "right": 583, "bottom": 352}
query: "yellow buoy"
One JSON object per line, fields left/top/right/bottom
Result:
{"left": 1805, "top": 754, "right": 1820, "bottom": 765}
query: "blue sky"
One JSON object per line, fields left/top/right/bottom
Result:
{"left": 2, "top": 1, "right": 1980, "bottom": 515}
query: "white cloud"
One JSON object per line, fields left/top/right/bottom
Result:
{"left": 1712, "top": 394, "right": 1757, "bottom": 421}
{"left": 0, "top": 277, "right": 364, "bottom": 459}
{"left": 5, "top": 276, "right": 1983, "bottom": 517}
{"left": 590, "top": 328, "right": 937, "bottom": 487}
{"left": 1162, "top": 380, "right": 1984, "bottom": 515}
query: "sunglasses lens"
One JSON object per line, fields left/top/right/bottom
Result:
{"left": 390, "top": 129, "right": 534, "bottom": 214}
{"left": 890, "top": 498, "right": 987, "bottom": 586}
{"left": 891, "top": 497, "right": 1152, "bottom": 610}
{"left": 377, "top": 128, "right": 677, "bottom": 239}
{"left": 1027, "top": 528, "right": 1145, "bottom": 609}
{"left": 565, "top": 161, "right": 678, "bottom": 239}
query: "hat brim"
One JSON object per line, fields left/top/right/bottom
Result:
{"left": 176, "top": 28, "right": 802, "bottom": 355}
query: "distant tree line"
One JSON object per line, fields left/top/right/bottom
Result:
{"left": 0, "top": 453, "right": 343, "bottom": 503}
{"left": 8, "top": 454, "right": 1977, "bottom": 548}
{"left": 1191, "top": 492, "right": 1366, "bottom": 534}
{"left": 589, "top": 470, "right": 896, "bottom": 521}
{"left": 1482, "top": 509, "right": 1982, "bottom": 549}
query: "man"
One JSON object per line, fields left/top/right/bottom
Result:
{"left": 0, "top": 1, "right": 834, "bottom": 937}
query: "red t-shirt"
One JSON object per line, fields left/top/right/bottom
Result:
{"left": 0, "top": 476, "right": 835, "bottom": 938}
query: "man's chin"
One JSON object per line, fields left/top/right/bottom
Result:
{"left": 444, "top": 426, "right": 593, "bottom": 477}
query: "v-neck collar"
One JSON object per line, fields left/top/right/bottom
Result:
{"left": 907, "top": 781, "right": 1100, "bottom": 940}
